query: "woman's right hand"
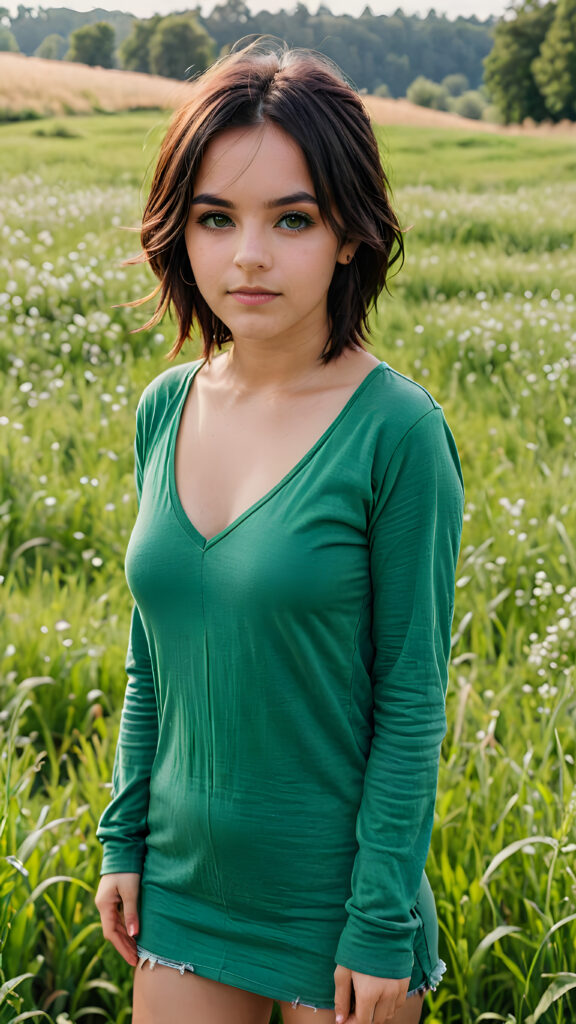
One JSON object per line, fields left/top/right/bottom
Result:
{"left": 95, "top": 872, "right": 141, "bottom": 967}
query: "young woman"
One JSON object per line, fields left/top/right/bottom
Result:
{"left": 95, "top": 41, "right": 464, "bottom": 1024}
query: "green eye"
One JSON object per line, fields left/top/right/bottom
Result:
{"left": 199, "top": 212, "right": 232, "bottom": 229}
{"left": 278, "top": 212, "right": 312, "bottom": 231}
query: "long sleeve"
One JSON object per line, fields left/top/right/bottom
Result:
{"left": 335, "top": 406, "right": 464, "bottom": 979}
{"left": 96, "top": 394, "right": 159, "bottom": 875}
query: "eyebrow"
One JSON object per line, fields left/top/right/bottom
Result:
{"left": 190, "top": 191, "right": 318, "bottom": 209}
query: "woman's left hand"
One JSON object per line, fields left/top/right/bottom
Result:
{"left": 334, "top": 964, "right": 410, "bottom": 1024}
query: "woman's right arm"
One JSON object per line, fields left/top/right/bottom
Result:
{"left": 95, "top": 603, "right": 158, "bottom": 874}
{"left": 95, "top": 391, "right": 158, "bottom": 964}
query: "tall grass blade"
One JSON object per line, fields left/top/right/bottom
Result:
{"left": 0, "top": 975, "right": 35, "bottom": 1005}
{"left": 524, "top": 974, "right": 576, "bottom": 1024}
{"left": 481, "top": 837, "right": 557, "bottom": 885}
{"left": 16, "top": 875, "right": 92, "bottom": 913}
{"left": 6, "top": 1013, "right": 54, "bottom": 1022}
{"left": 468, "top": 925, "right": 523, "bottom": 973}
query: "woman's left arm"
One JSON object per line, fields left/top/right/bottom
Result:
{"left": 335, "top": 407, "right": 464, "bottom": 997}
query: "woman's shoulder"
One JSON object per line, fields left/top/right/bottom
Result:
{"left": 364, "top": 361, "right": 444, "bottom": 438}
{"left": 133, "top": 358, "right": 203, "bottom": 454}
{"left": 138, "top": 358, "right": 202, "bottom": 410}
{"left": 363, "top": 363, "right": 463, "bottom": 496}
{"left": 373, "top": 361, "right": 440, "bottom": 410}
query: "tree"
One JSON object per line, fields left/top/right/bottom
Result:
{"left": 199, "top": 4, "right": 493, "bottom": 94}
{"left": 406, "top": 74, "right": 450, "bottom": 110}
{"left": 381, "top": 53, "right": 412, "bottom": 97}
{"left": 65, "top": 21, "right": 115, "bottom": 68}
{"left": 118, "top": 15, "right": 161, "bottom": 74}
{"left": 35, "top": 32, "right": 66, "bottom": 59}
{"left": 207, "top": 0, "right": 250, "bottom": 31}
{"left": 483, "top": 1, "right": 556, "bottom": 124}
{"left": 0, "top": 25, "right": 19, "bottom": 50}
{"left": 452, "top": 89, "right": 486, "bottom": 118}
{"left": 442, "top": 72, "right": 469, "bottom": 96}
{"left": 10, "top": 7, "right": 134, "bottom": 57}
{"left": 532, "top": 0, "right": 576, "bottom": 120}
{"left": 9, "top": 4, "right": 497, "bottom": 95}
{"left": 294, "top": 2, "right": 310, "bottom": 28}
{"left": 148, "top": 14, "right": 215, "bottom": 80}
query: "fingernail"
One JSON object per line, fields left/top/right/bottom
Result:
{"left": 336, "top": 1016, "right": 344, "bottom": 1023}
{"left": 128, "top": 924, "right": 135, "bottom": 936}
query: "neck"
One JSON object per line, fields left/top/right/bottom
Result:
{"left": 219, "top": 327, "right": 332, "bottom": 394}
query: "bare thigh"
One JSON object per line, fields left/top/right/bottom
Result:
{"left": 278, "top": 989, "right": 425, "bottom": 1024}
{"left": 133, "top": 962, "right": 275, "bottom": 1024}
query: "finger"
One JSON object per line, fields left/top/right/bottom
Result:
{"left": 334, "top": 967, "right": 352, "bottom": 1024}
{"left": 112, "top": 920, "right": 140, "bottom": 967}
{"left": 97, "top": 895, "right": 121, "bottom": 942}
{"left": 109, "top": 908, "right": 140, "bottom": 967}
{"left": 373, "top": 1002, "right": 395, "bottom": 1024}
{"left": 98, "top": 894, "right": 139, "bottom": 967}
{"left": 354, "top": 997, "right": 379, "bottom": 1024}
{"left": 393, "top": 993, "right": 407, "bottom": 1015}
{"left": 119, "top": 890, "right": 140, "bottom": 939}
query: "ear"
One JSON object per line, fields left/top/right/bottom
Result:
{"left": 336, "top": 239, "right": 360, "bottom": 265}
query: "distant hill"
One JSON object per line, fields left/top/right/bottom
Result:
{"left": 2, "top": 53, "right": 573, "bottom": 136}
{"left": 0, "top": 53, "right": 190, "bottom": 118}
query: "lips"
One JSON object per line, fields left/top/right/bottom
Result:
{"left": 229, "top": 287, "right": 279, "bottom": 295}
{"left": 229, "top": 287, "right": 280, "bottom": 306}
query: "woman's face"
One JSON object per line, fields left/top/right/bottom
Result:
{"left": 184, "top": 122, "right": 354, "bottom": 351}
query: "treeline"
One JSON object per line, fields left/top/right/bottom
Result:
{"left": 1, "top": 1, "right": 494, "bottom": 96}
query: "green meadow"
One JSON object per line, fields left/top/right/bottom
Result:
{"left": 0, "top": 112, "right": 575, "bottom": 1023}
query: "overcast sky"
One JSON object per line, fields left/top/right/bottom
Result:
{"left": 7, "top": 0, "right": 510, "bottom": 23}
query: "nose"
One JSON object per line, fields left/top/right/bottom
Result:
{"left": 232, "top": 228, "right": 272, "bottom": 272}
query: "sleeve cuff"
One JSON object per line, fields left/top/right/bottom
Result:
{"left": 334, "top": 912, "right": 417, "bottom": 979}
{"left": 99, "top": 838, "right": 146, "bottom": 876}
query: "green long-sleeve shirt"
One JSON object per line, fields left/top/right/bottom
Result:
{"left": 96, "top": 358, "right": 464, "bottom": 1003}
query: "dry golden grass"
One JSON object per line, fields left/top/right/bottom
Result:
{"left": 0, "top": 52, "right": 191, "bottom": 116}
{"left": 364, "top": 94, "right": 576, "bottom": 136}
{"left": 363, "top": 94, "right": 495, "bottom": 131}
{"left": 1, "top": 52, "right": 575, "bottom": 136}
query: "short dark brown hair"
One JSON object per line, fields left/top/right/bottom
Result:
{"left": 126, "top": 39, "right": 404, "bottom": 363}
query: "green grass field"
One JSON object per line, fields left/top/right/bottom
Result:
{"left": 1, "top": 112, "right": 575, "bottom": 1024}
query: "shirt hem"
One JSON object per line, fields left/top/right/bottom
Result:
{"left": 135, "top": 943, "right": 334, "bottom": 1008}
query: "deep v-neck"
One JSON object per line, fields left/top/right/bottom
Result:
{"left": 168, "top": 358, "right": 386, "bottom": 550}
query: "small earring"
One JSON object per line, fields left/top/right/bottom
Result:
{"left": 179, "top": 264, "right": 195, "bottom": 286}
